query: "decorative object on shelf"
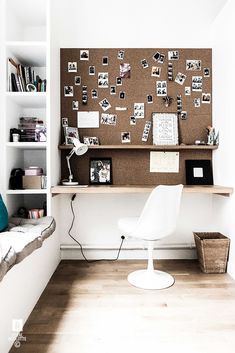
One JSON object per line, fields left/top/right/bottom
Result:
{"left": 206, "top": 126, "right": 219, "bottom": 145}
{"left": 9, "top": 168, "right": 24, "bottom": 190}
{"left": 185, "top": 160, "right": 213, "bottom": 185}
{"left": 152, "top": 112, "right": 178, "bottom": 145}
{"left": 162, "top": 95, "right": 173, "bottom": 107}
{"left": 12, "top": 133, "right": 20, "bottom": 142}
{"left": 62, "top": 137, "right": 88, "bottom": 186}
{"left": 89, "top": 158, "right": 112, "bottom": 185}
{"left": 26, "top": 83, "right": 37, "bottom": 92}
{"left": 195, "top": 140, "right": 206, "bottom": 145}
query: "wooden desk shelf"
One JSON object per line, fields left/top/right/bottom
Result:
{"left": 51, "top": 185, "right": 233, "bottom": 197}
{"left": 59, "top": 144, "right": 218, "bottom": 151}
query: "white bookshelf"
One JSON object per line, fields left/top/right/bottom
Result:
{"left": 1, "top": 0, "right": 51, "bottom": 217}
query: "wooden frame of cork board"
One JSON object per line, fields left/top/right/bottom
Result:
{"left": 60, "top": 48, "right": 212, "bottom": 185}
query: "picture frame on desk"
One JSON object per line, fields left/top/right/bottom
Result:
{"left": 185, "top": 160, "right": 213, "bottom": 185}
{"left": 89, "top": 158, "right": 112, "bottom": 185}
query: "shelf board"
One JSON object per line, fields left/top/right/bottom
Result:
{"left": 7, "top": 189, "right": 47, "bottom": 195}
{"left": 51, "top": 185, "right": 233, "bottom": 197}
{"left": 5, "top": 92, "right": 46, "bottom": 107}
{"left": 6, "top": 41, "right": 47, "bottom": 66}
{"left": 6, "top": 142, "right": 47, "bottom": 149}
{"left": 59, "top": 144, "right": 218, "bottom": 151}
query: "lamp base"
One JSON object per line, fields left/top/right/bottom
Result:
{"left": 62, "top": 181, "right": 79, "bottom": 186}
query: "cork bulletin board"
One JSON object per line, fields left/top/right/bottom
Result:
{"left": 60, "top": 48, "right": 212, "bottom": 185}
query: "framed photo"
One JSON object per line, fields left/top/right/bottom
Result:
{"left": 83, "top": 136, "right": 99, "bottom": 146}
{"left": 152, "top": 112, "right": 178, "bottom": 145}
{"left": 185, "top": 160, "right": 213, "bottom": 185}
{"left": 89, "top": 158, "right": 112, "bottom": 185}
{"left": 65, "top": 126, "right": 79, "bottom": 145}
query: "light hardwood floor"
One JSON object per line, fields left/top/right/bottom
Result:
{"left": 10, "top": 260, "right": 235, "bottom": 353}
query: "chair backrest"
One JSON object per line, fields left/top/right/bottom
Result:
{"left": 133, "top": 184, "right": 183, "bottom": 241}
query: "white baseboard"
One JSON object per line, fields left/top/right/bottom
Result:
{"left": 60, "top": 244, "right": 197, "bottom": 260}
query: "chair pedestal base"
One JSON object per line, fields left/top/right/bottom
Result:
{"left": 128, "top": 269, "right": 175, "bottom": 290}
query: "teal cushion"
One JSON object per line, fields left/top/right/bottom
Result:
{"left": 0, "top": 195, "right": 8, "bottom": 232}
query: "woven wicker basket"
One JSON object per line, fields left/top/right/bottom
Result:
{"left": 194, "top": 232, "right": 230, "bottom": 273}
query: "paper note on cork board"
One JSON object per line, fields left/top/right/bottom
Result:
{"left": 77, "top": 111, "right": 99, "bottom": 128}
{"left": 150, "top": 152, "right": 179, "bottom": 173}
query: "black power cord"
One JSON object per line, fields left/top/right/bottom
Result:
{"left": 68, "top": 194, "right": 125, "bottom": 263}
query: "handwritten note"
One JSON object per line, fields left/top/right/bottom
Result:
{"left": 150, "top": 152, "right": 179, "bottom": 173}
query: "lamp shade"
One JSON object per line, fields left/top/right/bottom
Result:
{"left": 72, "top": 138, "right": 88, "bottom": 155}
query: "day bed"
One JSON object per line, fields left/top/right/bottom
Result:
{"left": 0, "top": 216, "right": 59, "bottom": 353}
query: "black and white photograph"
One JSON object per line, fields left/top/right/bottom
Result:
{"left": 168, "top": 63, "right": 173, "bottom": 81}
{"left": 142, "top": 121, "right": 151, "bottom": 142}
{"left": 156, "top": 81, "right": 167, "bottom": 96}
{"left": 74, "top": 76, "right": 81, "bottom": 85}
{"left": 82, "top": 85, "right": 88, "bottom": 104}
{"left": 64, "top": 85, "right": 74, "bottom": 97}
{"left": 168, "top": 50, "right": 179, "bottom": 60}
{"left": 121, "top": 132, "right": 131, "bottom": 143}
{"left": 192, "top": 76, "right": 203, "bottom": 91}
{"left": 186, "top": 60, "right": 201, "bottom": 71}
{"left": 119, "top": 91, "right": 125, "bottom": 99}
{"left": 185, "top": 86, "right": 191, "bottom": 95}
{"left": 68, "top": 62, "right": 77, "bottom": 72}
{"left": 61, "top": 117, "right": 68, "bottom": 127}
{"left": 202, "top": 93, "right": 211, "bottom": 104}
{"left": 117, "top": 49, "right": 125, "bottom": 60}
{"left": 147, "top": 94, "right": 153, "bottom": 103}
{"left": 152, "top": 51, "right": 161, "bottom": 62}
{"left": 158, "top": 53, "right": 165, "bottom": 64}
{"left": 120, "top": 63, "right": 131, "bottom": 78}
{"left": 80, "top": 49, "right": 89, "bottom": 60}
{"left": 194, "top": 98, "right": 201, "bottom": 107}
{"left": 203, "top": 68, "right": 210, "bottom": 77}
{"left": 141, "top": 59, "right": 149, "bottom": 69}
{"left": 116, "top": 77, "right": 122, "bottom": 86}
{"left": 65, "top": 126, "right": 79, "bottom": 145}
{"left": 101, "top": 113, "right": 117, "bottom": 125}
{"left": 89, "top": 158, "right": 112, "bottom": 184}
{"left": 130, "top": 116, "right": 136, "bottom": 125}
{"left": 175, "top": 72, "right": 186, "bottom": 85}
{"left": 177, "top": 95, "right": 182, "bottom": 113}
{"left": 89, "top": 66, "right": 95, "bottom": 75}
{"left": 151, "top": 66, "right": 161, "bottom": 77}
{"left": 72, "top": 100, "right": 79, "bottom": 110}
{"left": 98, "top": 72, "right": 109, "bottom": 88}
{"left": 83, "top": 136, "right": 99, "bottom": 146}
{"left": 180, "top": 111, "right": 188, "bottom": 120}
{"left": 91, "top": 89, "right": 98, "bottom": 99}
{"left": 102, "top": 56, "right": 108, "bottom": 65}
{"left": 99, "top": 98, "right": 111, "bottom": 111}
{"left": 134, "top": 102, "right": 144, "bottom": 118}
{"left": 110, "top": 85, "right": 116, "bottom": 95}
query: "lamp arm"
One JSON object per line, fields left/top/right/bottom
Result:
{"left": 66, "top": 149, "right": 75, "bottom": 181}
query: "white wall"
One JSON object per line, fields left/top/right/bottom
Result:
{"left": 50, "top": 0, "right": 229, "bottom": 260}
{"left": 212, "top": 0, "right": 235, "bottom": 277}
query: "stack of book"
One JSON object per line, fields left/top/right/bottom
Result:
{"left": 8, "top": 58, "right": 46, "bottom": 92}
{"left": 18, "top": 117, "right": 46, "bottom": 142}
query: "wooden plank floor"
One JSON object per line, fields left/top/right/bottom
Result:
{"left": 10, "top": 260, "right": 235, "bottom": 353}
